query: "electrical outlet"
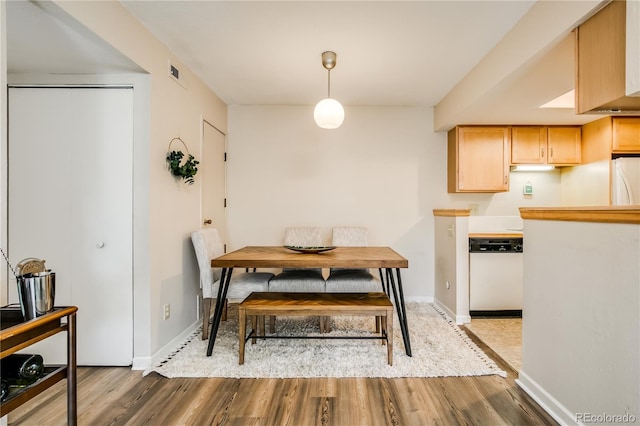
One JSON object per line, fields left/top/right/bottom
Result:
{"left": 163, "top": 304, "right": 170, "bottom": 320}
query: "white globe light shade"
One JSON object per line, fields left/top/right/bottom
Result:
{"left": 314, "top": 98, "right": 345, "bottom": 129}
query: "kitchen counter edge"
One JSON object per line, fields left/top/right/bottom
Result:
{"left": 433, "top": 209, "right": 471, "bottom": 217}
{"left": 519, "top": 206, "right": 640, "bottom": 225}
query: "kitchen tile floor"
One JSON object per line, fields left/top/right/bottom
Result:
{"left": 464, "top": 318, "right": 522, "bottom": 371}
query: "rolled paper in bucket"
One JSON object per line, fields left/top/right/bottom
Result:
{"left": 17, "top": 270, "right": 55, "bottom": 320}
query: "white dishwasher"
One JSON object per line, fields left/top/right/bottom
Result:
{"left": 469, "top": 237, "right": 523, "bottom": 315}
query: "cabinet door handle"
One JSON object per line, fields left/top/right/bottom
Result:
{"left": 504, "top": 175, "right": 508, "bottom": 185}
{"left": 550, "top": 147, "right": 554, "bottom": 158}
{"left": 541, "top": 148, "right": 545, "bottom": 158}
{"left": 204, "top": 219, "right": 212, "bottom": 225}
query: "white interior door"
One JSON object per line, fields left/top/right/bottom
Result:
{"left": 202, "top": 121, "right": 227, "bottom": 246}
{"left": 8, "top": 87, "right": 133, "bottom": 366}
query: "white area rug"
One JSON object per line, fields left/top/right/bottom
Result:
{"left": 146, "top": 303, "right": 506, "bottom": 379}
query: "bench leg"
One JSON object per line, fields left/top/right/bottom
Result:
{"left": 258, "top": 316, "right": 265, "bottom": 339}
{"left": 269, "top": 316, "right": 276, "bottom": 334}
{"left": 320, "top": 316, "right": 330, "bottom": 333}
{"left": 380, "top": 316, "right": 386, "bottom": 346}
{"left": 251, "top": 316, "right": 258, "bottom": 344}
{"left": 238, "top": 307, "right": 246, "bottom": 365}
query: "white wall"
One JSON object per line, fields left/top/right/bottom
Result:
{"left": 24, "top": 1, "right": 228, "bottom": 366}
{"left": 227, "top": 105, "right": 439, "bottom": 299}
{"left": 561, "top": 160, "right": 610, "bottom": 206}
{"left": 518, "top": 219, "right": 640, "bottom": 425}
{"left": 227, "top": 105, "right": 568, "bottom": 299}
{"left": 433, "top": 214, "right": 470, "bottom": 323}
{"left": 1, "top": 0, "right": 572, "bottom": 366}
{"left": 444, "top": 170, "right": 563, "bottom": 217}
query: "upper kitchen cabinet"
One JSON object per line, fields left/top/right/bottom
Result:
{"left": 511, "top": 127, "right": 546, "bottom": 164}
{"left": 511, "top": 126, "right": 581, "bottom": 165}
{"left": 576, "top": 0, "right": 640, "bottom": 114}
{"left": 548, "top": 127, "right": 582, "bottom": 164}
{"left": 583, "top": 116, "right": 640, "bottom": 160}
{"left": 612, "top": 117, "right": 640, "bottom": 152}
{"left": 448, "top": 126, "right": 510, "bottom": 193}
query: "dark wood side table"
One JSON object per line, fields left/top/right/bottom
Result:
{"left": 1, "top": 306, "right": 77, "bottom": 425}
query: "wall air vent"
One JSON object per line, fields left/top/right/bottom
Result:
{"left": 168, "top": 60, "right": 187, "bottom": 89}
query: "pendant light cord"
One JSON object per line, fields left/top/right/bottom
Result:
{"left": 327, "top": 69, "right": 331, "bottom": 98}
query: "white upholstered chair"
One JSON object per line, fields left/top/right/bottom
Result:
{"left": 325, "top": 227, "right": 383, "bottom": 332}
{"left": 268, "top": 227, "right": 326, "bottom": 293}
{"left": 325, "top": 227, "right": 382, "bottom": 292}
{"left": 191, "top": 228, "right": 274, "bottom": 339}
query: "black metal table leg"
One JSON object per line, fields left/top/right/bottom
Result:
{"left": 378, "top": 268, "right": 388, "bottom": 294}
{"left": 206, "top": 267, "right": 234, "bottom": 356}
{"left": 386, "top": 267, "right": 412, "bottom": 357}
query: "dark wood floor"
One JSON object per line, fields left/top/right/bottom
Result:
{"left": 7, "top": 331, "right": 557, "bottom": 425}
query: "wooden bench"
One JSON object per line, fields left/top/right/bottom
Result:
{"left": 238, "top": 292, "right": 393, "bottom": 365}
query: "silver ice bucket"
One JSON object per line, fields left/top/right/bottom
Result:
{"left": 17, "top": 270, "right": 55, "bottom": 320}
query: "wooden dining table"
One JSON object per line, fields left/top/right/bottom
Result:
{"left": 207, "top": 246, "right": 411, "bottom": 357}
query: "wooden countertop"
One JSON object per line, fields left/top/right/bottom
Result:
{"left": 520, "top": 206, "right": 640, "bottom": 224}
{"left": 433, "top": 209, "right": 471, "bottom": 217}
{"left": 468, "top": 233, "right": 523, "bottom": 238}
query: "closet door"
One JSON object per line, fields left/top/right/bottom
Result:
{"left": 8, "top": 87, "right": 133, "bottom": 365}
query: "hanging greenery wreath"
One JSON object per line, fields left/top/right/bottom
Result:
{"left": 166, "top": 137, "right": 199, "bottom": 185}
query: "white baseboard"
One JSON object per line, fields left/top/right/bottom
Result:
{"left": 132, "top": 320, "right": 200, "bottom": 371}
{"left": 516, "top": 370, "right": 577, "bottom": 425}
{"left": 433, "top": 299, "right": 470, "bottom": 324}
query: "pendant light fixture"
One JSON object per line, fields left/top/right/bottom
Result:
{"left": 314, "top": 51, "right": 344, "bottom": 129}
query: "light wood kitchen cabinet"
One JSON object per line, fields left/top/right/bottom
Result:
{"left": 510, "top": 127, "right": 546, "bottom": 164}
{"left": 448, "top": 126, "right": 510, "bottom": 193}
{"left": 511, "top": 126, "right": 581, "bottom": 165}
{"left": 547, "top": 127, "right": 582, "bottom": 164}
{"left": 565, "top": 116, "right": 640, "bottom": 206}
{"left": 575, "top": 0, "right": 640, "bottom": 114}
{"left": 582, "top": 116, "right": 640, "bottom": 160}
{"left": 612, "top": 117, "right": 640, "bottom": 153}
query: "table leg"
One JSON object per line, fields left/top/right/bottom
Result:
{"left": 387, "top": 308, "right": 393, "bottom": 365}
{"left": 206, "top": 267, "right": 234, "bottom": 356}
{"left": 238, "top": 306, "right": 246, "bottom": 365}
{"left": 386, "top": 268, "right": 412, "bottom": 357}
{"left": 67, "top": 312, "right": 77, "bottom": 426}
{"left": 378, "top": 268, "right": 387, "bottom": 295}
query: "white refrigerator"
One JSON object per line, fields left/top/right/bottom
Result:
{"left": 612, "top": 157, "right": 640, "bottom": 205}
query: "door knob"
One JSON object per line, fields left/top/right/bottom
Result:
{"left": 204, "top": 219, "right": 212, "bottom": 225}
{"left": 97, "top": 241, "right": 105, "bottom": 248}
